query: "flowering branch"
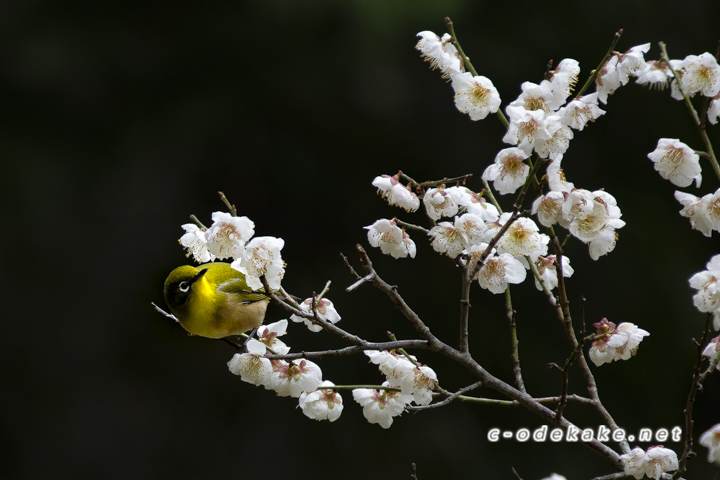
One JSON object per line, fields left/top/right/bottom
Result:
{"left": 575, "top": 29, "right": 623, "bottom": 98}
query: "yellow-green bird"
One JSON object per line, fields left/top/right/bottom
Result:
{"left": 163, "top": 262, "right": 269, "bottom": 339}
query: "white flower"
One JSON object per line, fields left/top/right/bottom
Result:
{"left": 621, "top": 447, "right": 649, "bottom": 480}
{"left": 415, "top": 31, "right": 463, "bottom": 80}
{"left": 532, "top": 191, "right": 566, "bottom": 227}
{"left": 644, "top": 446, "right": 679, "bottom": 479}
{"left": 290, "top": 298, "right": 341, "bottom": 333}
{"left": 568, "top": 198, "right": 609, "bottom": 243}
{"left": 503, "top": 106, "right": 551, "bottom": 155}
{"left": 298, "top": 380, "right": 343, "bottom": 422}
{"left": 535, "top": 255, "right": 573, "bottom": 291}
{"left": 546, "top": 155, "right": 575, "bottom": 193}
{"left": 680, "top": 52, "right": 720, "bottom": 98}
{"left": 257, "top": 319, "right": 290, "bottom": 355}
{"left": 402, "top": 365, "right": 438, "bottom": 406}
{"left": 556, "top": 93, "right": 605, "bottom": 131}
{"left": 482, "top": 147, "right": 530, "bottom": 195}
{"left": 372, "top": 175, "right": 420, "bottom": 212}
{"left": 533, "top": 114, "right": 573, "bottom": 159}
{"left": 477, "top": 253, "right": 527, "bottom": 294}
{"left": 423, "top": 187, "right": 459, "bottom": 220}
{"left": 352, "top": 383, "right": 412, "bottom": 429}
{"left": 588, "top": 227, "right": 621, "bottom": 260}
{"left": 179, "top": 223, "right": 216, "bottom": 263}
{"left": 231, "top": 236, "right": 285, "bottom": 291}
{"left": 709, "top": 96, "right": 720, "bottom": 125}
{"left": 269, "top": 359, "right": 322, "bottom": 398}
{"left": 702, "top": 336, "right": 720, "bottom": 370}
{"left": 496, "top": 217, "right": 549, "bottom": 261}
{"left": 447, "top": 186, "right": 500, "bottom": 222}
{"left": 455, "top": 213, "right": 487, "bottom": 246}
{"left": 589, "top": 319, "right": 649, "bottom": 366}
{"left": 647, "top": 138, "right": 702, "bottom": 187}
{"left": 636, "top": 60, "right": 675, "bottom": 91}
{"left": 508, "top": 80, "right": 561, "bottom": 113}
{"left": 674, "top": 190, "right": 717, "bottom": 237}
{"left": 365, "top": 219, "right": 416, "bottom": 259}
{"left": 562, "top": 188, "right": 596, "bottom": 224}
{"left": 428, "top": 222, "right": 465, "bottom": 258}
{"left": 550, "top": 58, "right": 581, "bottom": 106}
{"left": 205, "top": 212, "right": 255, "bottom": 260}
{"left": 540, "top": 475, "right": 566, "bottom": 480}
{"left": 227, "top": 339, "right": 273, "bottom": 386}
{"left": 451, "top": 72, "right": 501, "bottom": 120}
{"left": 596, "top": 55, "right": 621, "bottom": 104}
{"left": 699, "top": 423, "right": 720, "bottom": 465}
{"left": 617, "top": 43, "right": 651, "bottom": 84}
{"left": 365, "top": 350, "right": 416, "bottom": 388}
{"left": 689, "top": 254, "right": 720, "bottom": 319}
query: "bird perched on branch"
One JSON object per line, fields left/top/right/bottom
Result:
{"left": 163, "top": 262, "right": 269, "bottom": 339}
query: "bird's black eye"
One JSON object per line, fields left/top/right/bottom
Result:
{"left": 179, "top": 281, "right": 190, "bottom": 293}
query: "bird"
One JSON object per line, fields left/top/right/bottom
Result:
{"left": 163, "top": 262, "right": 269, "bottom": 339}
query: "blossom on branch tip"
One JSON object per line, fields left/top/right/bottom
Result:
{"left": 415, "top": 31, "right": 463, "bottom": 80}
{"left": 365, "top": 219, "right": 416, "bottom": 259}
{"left": 257, "top": 319, "right": 290, "bottom": 354}
{"left": 290, "top": 298, "right": 341, "bottom": 333}
{"left": 482, "top": 147, "right": 530, "bottom": 195}
{"left": 647, "top": 138, "right": 702, "bottom": 188}
{"left": 699, "top": 423, "right": 720, "bottom": 465}
{"left": 227, "top": 339, "right": 273, "bottom": 387}
{"left": 589, "top": 319, "right": 649, "bottom": 366}
{"left": 372, "top": 175, "right": 420, "bottom": 212}
{"left": 352, "top": 383, "right": 412, "bottom": 429}
{"left": 179, "top": 223, "right": 216, "bottom": 263}
{"left": 231, "top": 236, "right": 285, "bottom": 291}
{"left": 451, "top": 72, "right": 501, "bottom": 120}
{"left": 678, "top": 52, "right": 720, "bottom": 98}
{"left": 299, "top": 381, "right": 343, "bottom": 422}
{"left": 550, "top": 58, "right": 580, "bottom": 106}
{"left": 617, "top": 43, "right": 651, "bottom": 84}
{"left": 205, "top": 212, "right": 255, "bottom": 260}
{"left": 423, "top": 187, "right": 459, "bottom": 220}
{"left": 596, "top": 56, "right": 621, "bottom": 104}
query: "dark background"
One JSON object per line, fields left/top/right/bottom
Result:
{"left": 2, "top": 0, "right": 719, "bottom": 479}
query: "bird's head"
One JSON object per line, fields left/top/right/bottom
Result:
{"left": 163, "top": 265, "right": 208, "bottom": 315}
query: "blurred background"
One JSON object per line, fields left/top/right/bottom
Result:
{"left": 2, "top": 0, "right": 719, "bottom": 478}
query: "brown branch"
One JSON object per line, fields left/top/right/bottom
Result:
{"left": 406, "top": 381, "right": 483, "bottom": 411}
{"left": 265, "top": 340, "right": 431, "bottom": 361}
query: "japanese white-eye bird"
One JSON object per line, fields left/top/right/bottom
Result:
{"left": 163, "top": 262, "right": 269, "bottom": 339}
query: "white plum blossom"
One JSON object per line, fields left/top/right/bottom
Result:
{"left": 588, "top": 227, "right": 622, "bottom": 260}
{"left": 509, "top": 80, "right": 561, "bottom": 113}
{"left": 205, "top": 212, "right": 255, "bottom": 260}
{"left": 689, "top": 254, "right": 720, "bottom": 329}
{"left": 540, "top": 475, "right": 566, "bottom": 480}
{"left": 365, "top": 350, "right": 416, "bottom": 388}
{"left": 556, "top": 93, "right": 605, "bottom": 131}
{"left": 179, "top": 223, "right": 216, "bottom": 263}
{"left": 532, "top": 191, "right": 566, "bottom": 227}
{"left": 622, "top": 447, "right": 649, "bottom": 480}
{"left": 679, "top": 52, "right": 720, "bottom": 98}
{"left": 231, "top": 236, "right": 285, "bottom": 291}
{"left": 352, "top": 382, "right": 412, "bottom": 429}
{"left": 365, "top": 219, "right": 416, "bottom": 259}
{"left": 446, "top": 186, "right": 500, "bottom": 222}
{"left": 708, "top": 96, "right": 720, "bottom": 125}
{"left": 257, "top": 319, "right": 290, "bottom": 355}
{"left": 415, "top": 31, "right": 463, "bottom": 79}
{"left": 617, "top": 43, "right": 651, "bottom": 83}
{"left": 699, "top": 423, "right": 720, "bottom": 465}
{"left": 476, "top": 253, "right": 527, "bottom": 294}
{"left": 483, "top": 211, "right": 512, "bottom": 243}
{"left": 562, "top": 188, "right": 596, "bottom": 224}
{"left": 423, "top": 187, "right": 459, "bottom": 220}
{"left": 428, "top": 221, "right": 465, "bottom": 258}
{"left": 589, "top": 319, "right": 649, "bottom": 366}
{"left": 290, "top": 298, "right": 341, "bottom": 333}
{"left": 647, "top": 138, "right": 702, "bottom": 187}
{"left": 451, "top": 72, "right": 501, "bottom": 120}
{"left": 535, "top": 255, "right": 574, "bottom": 291}
{"left": 227, "top": 339, "right": 273, "bottom": 386}
{"left": 550, "top": 58, "right": 580, "bottom": 106}
{"left": 702, "top": 336, "right": 720, "bottom": 370}
{"left": 636, "top": 60, "right": 675, "bottom": 90}
{"left": 403, "top": 365, "right": 437, "bottom": 406}
{"left": 674, "top": 190, "right": 717, "bottom": 237}
{"left": 454, "top": 213, "right": 487, "bottom": 247}
{"left": 482, "top": 147, "right": 530, "bottom": 195}
{"left": 503, "top": 106, "right": 551, "bottom": 155}
{"left": 269, "top": 359, "right": 323, "bottom": 398}
{"left": 596, "top": 55, "right": 621, "bottom": 104}
{"left": 568, "top": 198, "right": 610, "bottom": 243}
{"left": 534, "top": 114, "right": 573, "bottom": 159}
{"left": 372, "top": 174, "right": 420, "bottom": 212}
{"left": 496, "top": 217, "right": 549, "bottom": 261}
{"left": 546, "top": 155, "right": 575, "bottom": 193}
{"left": 621, "top": 445, "right": 678, "bottom": 480}
{"left": 299, "top": 381, "right": 343, "bottom": 422}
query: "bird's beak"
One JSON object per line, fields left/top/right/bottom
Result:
{"left": 190, "top": 269, "right": 208, "bottom": 286}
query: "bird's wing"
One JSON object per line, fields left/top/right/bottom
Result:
{"left": 217, "top": 278, "right": 268, "bottom": 304}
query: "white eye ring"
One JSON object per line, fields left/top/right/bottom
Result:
{"left": 179, "top": 281, "right": 190, "bottom": 293}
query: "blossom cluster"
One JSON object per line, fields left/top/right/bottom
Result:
{"left": 588, "top": 319, "right": 650, "bottom": 367}
{"left": 179, "top": 211, "right": 285, "bottom": 290}
{"left": 621, "top": 445, "right": 679, "bottom": 479}
{"left": 354, "top": 350, "right": 438, "bottom": 428}
{"left": 689, "top": 255, "right": 720, "bottom": 330}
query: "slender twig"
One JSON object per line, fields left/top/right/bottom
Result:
{"left": 152, "top": 302, "right": 178, "bottom": 323}
{"left": 400, "top": 171, "right": 474, "bottom": 191}
{"left": 575, "top": 30, "right": 623, "bottom": 99}
{"left": 458, "top": 258, "right": 472, "bottom": 354}
{"left": 218, "top": 191, "right": 237, "bottom": 216}
{"left": 265, "top": 340, "right": 431, "bottom": 361}
{"left": 189, "top": 214, "right": 206, "bottom": 230}
{"left": 406, "top": 381, "right": 483, "bottom": 411}
{"left": 394, "top": 218, "right": 430, "bottom": 234}
{"left": 505, "top": 288, "right": 526, "bottom": 393}
{"left": 340, "top": 252, "right": 362, "bottom": 280}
